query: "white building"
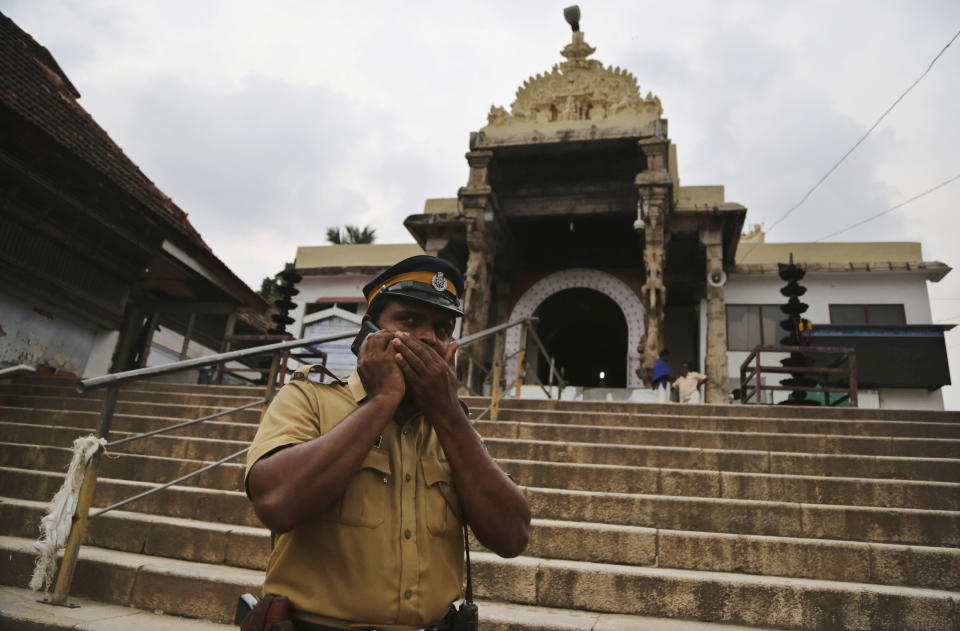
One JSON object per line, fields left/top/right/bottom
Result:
{"left": 723, "top": 237, "right": 951, "bottom": 410}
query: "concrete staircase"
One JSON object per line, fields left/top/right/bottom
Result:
{"left": 1, "top": 376, "right": 958, "bottom": 630}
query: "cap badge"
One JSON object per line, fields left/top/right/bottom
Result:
{"left": 431, "top": 272, "right": 448, "bottom": 292}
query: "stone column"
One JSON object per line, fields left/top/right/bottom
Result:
{"left": 455, "top": 151, "right": 500, "bottom": 388}
{"left": 635, "top": 142, "right": 673, "bottom": 384}
{"left": 457, "top": 150, "right": 498, "bottom": 340}
{"left": 700, "top": 227, "right": 730, "bottom": 403}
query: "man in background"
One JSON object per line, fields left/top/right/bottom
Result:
{"left": 673, "top": 362, "right": 708, "bottom": 404}
{"left": 651, "top": 349, "right": 671, "bottom": 402}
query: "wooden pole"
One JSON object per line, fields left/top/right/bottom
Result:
{"left": 137, "top": 312, "right": 160, "bottom": 368}
{"left": 46, "top": 301, "right": 141, "bottom": 605}
{"left": 179, "top": 312, "right": 196, "bottom": 361}
{"left": 214, "top": 312, "right": 237, "bottom": 384}
{"left": 514, "top": 324, "right": 528, "bottom": 397}
{"left": 490, "top": 331, "right": 505, "bottom": 421}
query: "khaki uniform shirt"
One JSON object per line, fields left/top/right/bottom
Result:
{"left": 244, "top": 367, "right": 465, "bottom": 630}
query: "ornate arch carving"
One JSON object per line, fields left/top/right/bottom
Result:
{"left": 503, "top": 269, "right": 645, "bottom": 388}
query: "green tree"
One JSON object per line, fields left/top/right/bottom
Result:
{"left": 257, "top": 262, "right": 293, "bottom": 307}
{"left": 326, "top": 225, "right": 376, "bottom": 245}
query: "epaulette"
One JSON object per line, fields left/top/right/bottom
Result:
{"left": 289, "top": 363, "right": 347, "bottom": 386}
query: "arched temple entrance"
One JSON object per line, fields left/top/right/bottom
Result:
{"left": 504, "top": 269, "right": 645, "bottom": 388}
{"left": 534, "top": 288, "right": 628, "bottom": 387}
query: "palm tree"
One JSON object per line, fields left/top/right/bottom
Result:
{"left": 326, "top": 225, "right": 376, "bottom": 245}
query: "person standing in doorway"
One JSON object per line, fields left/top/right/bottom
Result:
{"left": 673, "top": 362, "right": 708, "bottom": 404}
{"left": 652, "top": 349, "right": 671, "bottom": 402}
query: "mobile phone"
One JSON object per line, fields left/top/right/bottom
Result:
{"left": 350, "top": 320, "right": 381, "bottom": 357}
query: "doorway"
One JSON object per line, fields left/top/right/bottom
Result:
{"left": 532, "top": 287, "right": 628, "bottom": 387}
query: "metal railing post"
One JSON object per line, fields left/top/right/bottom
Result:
{"left": 847, "top": 351, "right": 858, "bottom": 407}
{"left": 466, "top": 356, "right": 475, "bottom": 395}
{"left": 547, "top": 358, "right": 556, "bottom": 399}
{"left": 47, "top": 383, "right": 119, "bottom": 604}
{"left": 490, "top": 331, "right": 505, "bottom": 421}
{"left": 755, "top": 350, "right": 762, "bottom": 404}
{"left": 261, "top": 352, "right": 282, "bottom": 421}
{"left": 514, "top": 323, "right": 528, "bottom": 397}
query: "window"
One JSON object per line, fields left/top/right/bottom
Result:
{"left": 829, "top": 304, "right": 905, "bottom": 325}
{"left": 726, "top": 304, "right": 783, "bottom": 351}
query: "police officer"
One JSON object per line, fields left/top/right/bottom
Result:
{"left": 245, "top": 255, "right": 530, "bottom": 631}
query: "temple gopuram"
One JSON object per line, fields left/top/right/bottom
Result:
{"left": 403, "top": 16, "right": 745, "bottom": 402}
{"left": 294, "top": 10, "right": 951, "bottom": 409}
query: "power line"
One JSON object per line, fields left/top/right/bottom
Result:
{"left": 811, "top": 172, "right": 960, "bottom": 241}
{"left": 741, "top": 26, "right": 960, "bottom": 258}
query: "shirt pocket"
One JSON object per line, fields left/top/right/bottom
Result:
{"left": 420, "top": 457, "right": 463, "bottom": 537}
{"left": 339, "top": 449, "right": 391, "bottom": 528}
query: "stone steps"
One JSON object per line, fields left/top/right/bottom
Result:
{"left": 8, "top": 415, "right": 960, "bottom": 481}
{"left": 4, "top": 420, "right": 958, "bottom": 489}
{"left": 4, "top": 465, "right": 957, "bottom": 547}
{"left": 485, "top": 437, "right": 960, "bottom": 481}
{"left": 0, "top": 382, "right": 266, "bottom": 407}
{"left": 13, "top": 375, "right": 265, "bottom": 397}
{"left": 489, "top": 407, "right": 960, "bottom": 438}
{"left": 2, "top": 377, "right": 959, "bottom": 630}
{"left": 0, "top": 586, "right": 771, "bottom": 631}
{"left": 468, "top": 396, "right": 960, "bottom": 422}
{"left": 0, "top": 421, "right": 251, "bottom": 462}
{"left": 5, "top": 497, "right": 957, "bottom": 590}
{"left": 4, "top": 441, "right": 958, "bottom": 511}
{"left": 1, "top": 407, "right": 261, "bottom": 442}
{"left": 0, "top": 585, "right": 233, "bottom": 631}
{"left": 0, "top": 394, "right": 263, "bottom": 423}
{"left": 3, "top": 535, "right": 958, "bottom": 631}
{"left": 10, "top": 382, "right": 960, "bottom": 438}
{"left": 475, "top": 420, "right": 960, "bottom": 458}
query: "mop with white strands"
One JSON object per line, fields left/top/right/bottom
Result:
{"left": 29, "top": 434, "right": 105, "bottom": 592}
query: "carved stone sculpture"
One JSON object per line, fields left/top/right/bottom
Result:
{"left": 485, "top": 30, "right": 662, "bottom": 129}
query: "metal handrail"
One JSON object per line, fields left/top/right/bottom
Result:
{"left": 456, "top": 316, "right": 533, "bottom": 347}
{"left": 105, "top": 399, "right": 267, "bottom": 448}
{"left": 471, "top": 400, "right": 495, "bottom": 423}
{"left": 456, "top": 317, "right": 568, "bottom": 408}
{"left": 739, "top": 345, "right": 858, "bottom": 407}
{"left": 78, "top": 330, "right": 360, "bottom": 392}
{"left": 89, "top": 447, "right": 250, "bottom": 518}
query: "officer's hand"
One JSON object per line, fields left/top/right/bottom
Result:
{"left": 357, "top": 329, "right": 405, "bottom": 403}
{"left": 391, "top": 332, "right": 461, "bottom": 422}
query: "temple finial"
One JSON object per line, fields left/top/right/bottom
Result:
{"left": 564, "top": 5, "right": 581, "bottom": 32}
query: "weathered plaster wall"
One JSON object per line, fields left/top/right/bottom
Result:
{"left": 0, "top": 292, "right": 97, "bottom": 376}
{"left": 82, "top": 330, "right": 119, "bottom": 378}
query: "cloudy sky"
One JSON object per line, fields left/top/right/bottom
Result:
{"left": 4, "top": 1, "right": 959, "bottom": 406}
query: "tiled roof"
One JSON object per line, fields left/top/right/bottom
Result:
{"left": 0, "top": 12, "right": 208, "bottom": 248}
{"left": 0, "top": 12, "right": 267, "bottom": 312}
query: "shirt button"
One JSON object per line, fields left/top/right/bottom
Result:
{"left": 404, "top": 589, "right": 412, "bottom": 600}
{"left": 405, "top": 473, "right": 411, "bottom": 482}
{"left": 404, "top": 529, "right": 411, "bottom": 539}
